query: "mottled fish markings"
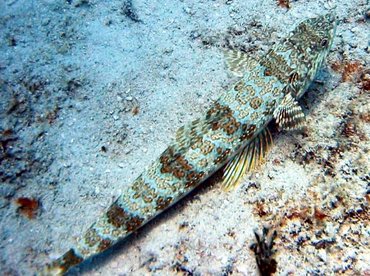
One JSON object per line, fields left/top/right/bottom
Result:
{"left": 43, "top": 14, "right": 336, "bottom": 275}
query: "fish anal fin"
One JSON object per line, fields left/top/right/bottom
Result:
{"left": 222, "top": 127, "right": 273, "bottom": 191}
{"left": 223, "top": 49, "right": 259, "bottom": 77}
{"left": 273, "top": 93, "right": 305, "bottom": 131}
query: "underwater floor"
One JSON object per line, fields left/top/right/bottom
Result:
{"left": 0, "top": 0, "right": 369, "bottom": 275}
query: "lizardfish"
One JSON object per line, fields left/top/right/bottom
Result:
{"left": 43, "top": 13, "right": 336, "bottom": 275}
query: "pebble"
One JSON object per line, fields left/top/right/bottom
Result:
{"left": 365, "top": 9, "right": 370, "bottom": 20}
{"left": 126, "top": 96, "right": 133, "bottom": 101}
{"left": 41, "top": 18, "right": 50, "bottom": 26}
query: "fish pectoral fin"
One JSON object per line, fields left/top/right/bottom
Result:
{"left": 273, "top": 93, "right": 305, "bottom": 131}
{"left": 223, "top": 49, "right": 259, "bottom": 77}
{"left": 222, "top": 127, "right": 273, "bottom": 191}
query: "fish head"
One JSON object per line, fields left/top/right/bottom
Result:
{"left": 292, "top": 13, "right": 337, "bottom": 98}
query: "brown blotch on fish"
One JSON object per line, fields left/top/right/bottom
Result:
{"left": 200, "top": 140, "right": 214, "bottom": 155}
{"left": 250, "top": 97, "right": 263, "bottom": 109}
{"left": 156, "top": 196, "right": 173, "bottom": 211}
{"left": 106, "top": 204, "right": 129, "bottom": 228}
{"left": 175, "top": 155, "right": 193, "bottom": 171}
{"left": 207, "top": 102, "right": 240, "bottom": 135}
{"left": 211, "top": 121, "right": 220, "bottom": 131}
{"left": 142, "top": 194, "right": 154, "bottom": 203}
{"left": 224, "top": 117, "right": 241, "bottom": 135}
{"left": 185, "top": 180, "right": 196, "bottom": 189}
{"left": 184, "top": 171, "right": 205, "bottom": 188}
{"left": 160, "top": 164, "right": 172, "bottom": 174}
{"left": 260, "top": 51, "right": 293, "bottom": 83}
{"left": 160, "top": 146, "right": 195, "bottom": 181}
{"left": 98, "top": 238, "right": 113, "bottom": 252}
{"left": 186, "top": 171, "right": 197, "bottom": 181}
{"left": 84, "top": 228, "right": 102, "bottom": 247}
{"left": 240, "top": 124, "right": 256, "bottom": 141}
{"left": 126, "top": 216, "right": 144, "bottom": 232}
{"left": 173, "top": 168, "right": 185, "bottom": 179}
{"left": 214, "top": 148, "right": 231, "bottom": 164}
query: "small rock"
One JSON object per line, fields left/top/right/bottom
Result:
{"left": 365, "top": 9, "right": 370, "bottom": 20}
{"left": 73, "top": 0, "right": 90, "bottom": 8}
{"left": 41, "top": 18, "right": 50, "bottom": 26}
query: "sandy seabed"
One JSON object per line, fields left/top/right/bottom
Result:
{"left": 0, "top": 0, "right": 369, "bottom": 275}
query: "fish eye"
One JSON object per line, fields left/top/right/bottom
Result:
{"left": 320, "top": 38, "right": 329, "bottom": 47}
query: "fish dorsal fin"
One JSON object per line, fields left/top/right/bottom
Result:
{"left": 175, "top": 118, "right": 209, "bottom": 152}
{"left": 174, "top": 101, "right": 230, "bottom": 152}
{"left": 222, "top": 127, "right": 273, "bottom": 191}
{"left": 273, "top": 93, "right": 305, "bottom": 130}
{"left": 223, "top": 49, "right": 258, "bottom": 77}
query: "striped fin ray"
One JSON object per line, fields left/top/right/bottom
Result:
{"left": 222, "top": 127, "right": 273, "bottom": 191}
{"left": 223, "top": 49, "right": 259, "bottom": 77}
{"left": 174, "top": 118, "right": 209, "bottom": 153}
{"left": 174, "top": 101, "right": 231, "bottom": 153}
{"left": 273, "top": 93, "right": 305, "bottom": 130}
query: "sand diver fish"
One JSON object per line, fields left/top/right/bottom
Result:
{"left": 42, "top": 13, "right": 336, "bottom": 275}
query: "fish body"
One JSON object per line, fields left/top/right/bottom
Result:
{"left": 43, "top": 14, "right": 336, "bottom": 275}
